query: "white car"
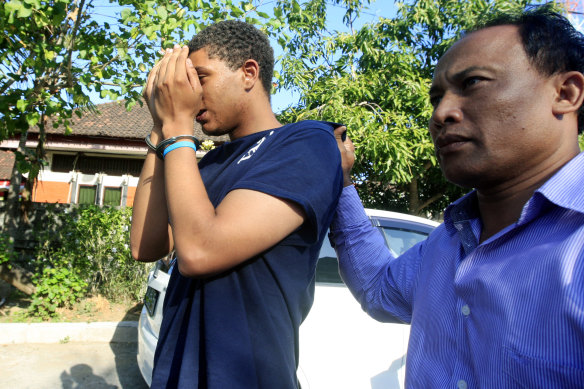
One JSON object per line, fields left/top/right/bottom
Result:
{"left": 137, "top": 209, "right": 439, "bottom": 388}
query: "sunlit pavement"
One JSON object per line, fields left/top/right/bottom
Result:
{"left": 0, "top": 341, "right": 148, "bottom": 389}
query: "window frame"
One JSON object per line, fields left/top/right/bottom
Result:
{"left": 103, "top": 186, "right": 122, "bottom": 207}
{"left": 77, "top": 184, "right": 98, "bottom": 205}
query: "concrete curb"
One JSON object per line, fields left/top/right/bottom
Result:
{"left": 0, "top": 321, "right": 138, "bottom": 344}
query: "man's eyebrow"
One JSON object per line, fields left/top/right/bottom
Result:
{"left": 450, "top": 65, "right": 491, "bottom": 81}
{"left": 194, "top": 66, "right": 209, "bottom": 73}
{"left": 429, "top": 65, "right": 492, "bottom": 96}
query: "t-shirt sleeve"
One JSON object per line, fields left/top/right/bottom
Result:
{"left": 231, "top": 122, "right": 343, "bottom": 244}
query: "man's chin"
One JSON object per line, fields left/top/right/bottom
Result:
{"left": 442, "top": 168, "right": 484, "bottom": 190}
{"left": 200, "top": 123, "right": 230, "bottom": 137}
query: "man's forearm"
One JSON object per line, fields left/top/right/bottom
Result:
{"left": 330, "top": 185, "right": 383, "bottom": 299}
{"left": 330, "top": 186, "right": 408, "bottom": 323}
{"left": 159, "top": 137, "right": 307, "bottom": 278}
{"left": 130, "top": 131, "right": 172, "bottom": 261}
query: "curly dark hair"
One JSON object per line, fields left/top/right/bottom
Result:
{"left": 188, "top": 20, "right": 274, "bottom": 97}
{"left": 473, "top": 4, "right": 584, "bottom": 133}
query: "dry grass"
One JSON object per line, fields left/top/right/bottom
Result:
{"left": 0, "top": 282, "right": 142, "bottom": 323}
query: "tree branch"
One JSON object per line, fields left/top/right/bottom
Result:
{"left": 0, "top": 263, "right": 36, "bottom": 295}
{"left": 0, "top": 51, "right": 34, "bottom": 95}
{"left": 65, "top": 0, "right": 87, "bottom": 87}
{"left": 415, "top": 193, "right": 443, "bottom": 214}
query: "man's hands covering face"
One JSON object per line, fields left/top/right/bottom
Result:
{"left": 143, "top": 45, "right": 202, "bottom": 138}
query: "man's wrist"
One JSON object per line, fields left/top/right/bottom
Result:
{"left": 153, "top": 135, "right": 201, "bottom": 159}
{"left": 162, "top": 121, "right": 195, "bottom": 138}
{"left": 149, "top": 126, "right": 163, "bottom": 141}
{"left": 343, "top": 173, "right": 353, "bottom": 187}
{"left": 331, "top": 185, "right": 367, "bottom": 230}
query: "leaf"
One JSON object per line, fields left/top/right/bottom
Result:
{"left": 16, "top": 99, "right": 27, "bottom": 112}
{"left": 157, "top": 6, "right": 168, "bottom": 20}
{"left": 120, "top": 8, "right": 133, "bottom": 22}
{"left": 17, "top": 4, "right": 33, "bottom": 18}
{"left": 26, "top": 112, "right": 40, "bottom": 127}
{"left": 44, "top": 50, "right": 55, "bottom": 61}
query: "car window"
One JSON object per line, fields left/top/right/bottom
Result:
{"left": 315, "top": 235, "right": 341, "bottom": 283}
{"left": 380, "top": 227, "right": 427, "bottom": 256}
{"left": 315, "top": 222, "right": 432, "bottom": 284}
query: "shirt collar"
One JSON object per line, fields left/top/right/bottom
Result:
{"left": 444, "top": 151, "right": 584, "bottom": 231}
{"left": 534, "top": 151, "right": 584, "bottom": 214}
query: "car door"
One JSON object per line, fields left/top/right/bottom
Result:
{"left": 298, "top": 213, "right": 436, "bottom": 389}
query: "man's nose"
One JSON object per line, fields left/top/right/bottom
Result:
{"left": 429, "top": 93, "right": 463, "bottom": 133}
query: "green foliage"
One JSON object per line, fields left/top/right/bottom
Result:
{"left": 1, "top": 0, "right": 285, "bottom": 186}
{"left": 276, "top": 0, "right": 537, "bottom": 215}
{"left": 0, "top": 234, "right": 16, "bottom": 266}
{"left": 2, "top": 1, "right": 286, "bottom": 310}
{"left": 28, "top": 204, "right": 150, "bottom": 319}
{"left": 29, "top": 266, "right": 88, "bottom": 318}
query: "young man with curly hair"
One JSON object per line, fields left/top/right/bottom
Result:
{"left": 131, "top": 20, "right": 343, "bottom": 388}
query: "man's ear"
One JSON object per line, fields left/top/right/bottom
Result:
{"left": 241, "top": 59, "right": 260, "bottom": 90}
{"left": 552, "top": 71, "right": 584, "bottom": 116}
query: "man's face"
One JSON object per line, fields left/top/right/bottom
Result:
{"left": 428, "top": 25, "right": 564, "bottom": 191}
{"left": 189, "top": 48, "right": 245, "bottom": 136}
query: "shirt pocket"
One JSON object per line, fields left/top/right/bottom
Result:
{"left": 503, "top": 346, "right": 584, "bottom": 389}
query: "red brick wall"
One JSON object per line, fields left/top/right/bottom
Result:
{"left": 32, "top": 180, "right": 139, "bottom": 206}
{"left": 126, "top": 186, "right": 137, "bottom": 207}
{"left": 33, "top": 181, "right": 71, "bottom": 203}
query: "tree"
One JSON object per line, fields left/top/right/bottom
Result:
{"left": 0, "top": 0, "right": 285, "bottom": 193}
{"left": 277, "top": 0, "right": 538, "bottom": 216}
{"left": 0, "top": 0, "right": 284, "bottom": 292}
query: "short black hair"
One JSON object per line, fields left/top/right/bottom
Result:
{"left": 474, "top": 4, "right": 584, "bottom": 133}
{"left": 188, "top": 20, "right": 274, "bottom": 97}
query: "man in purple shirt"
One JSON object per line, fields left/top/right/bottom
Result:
{"left": 331, "top": 5, "right": 584, "bottom": 388}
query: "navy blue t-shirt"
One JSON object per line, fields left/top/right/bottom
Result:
{"left": 151, "top": 120, "right": 343, "bottom": 388}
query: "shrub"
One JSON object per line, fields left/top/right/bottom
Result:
{"left": 29, "top": 266, "right": 88, "bottom": 318}
{"left": 0, "top": 234, "right": 15, "bottom": 266}
{"left": 28, "top": 204, "right": 150, "bottom": 318}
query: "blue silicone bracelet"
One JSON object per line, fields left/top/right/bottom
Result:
{"left": 162, "top": 141, "right": 198, "bottom": 158}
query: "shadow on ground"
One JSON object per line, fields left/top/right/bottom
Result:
{"left": 54, "top": 304, "right": 148, "bottom": 389}
{"left": 61, "top": 364, "right": 118, "bottom": 389}
{"left": 111, "top": 304, "right": 148, "bottom": 389}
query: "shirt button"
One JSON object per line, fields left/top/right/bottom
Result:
{"left": 457, "top": 379, "right": 468, "bottom": 389}
{"left": 461, "top": 305, "right": 471, "bottom": 316}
